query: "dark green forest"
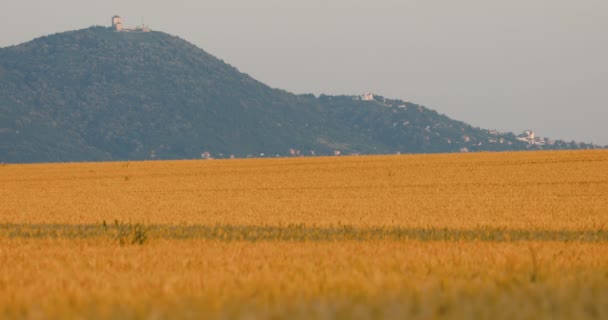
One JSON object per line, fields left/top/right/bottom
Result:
{"left": 0, "top": 27, "right": 601, "bottom": 163}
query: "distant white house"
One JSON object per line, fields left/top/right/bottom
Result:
{"left": 516, "top": 130, "right": 535, "bottom": 142}
{"left": 361, "top": 92, "right": 375, "bottom": 101}
{"left": 516, "top": 130, "right": 548, "bottom": 146}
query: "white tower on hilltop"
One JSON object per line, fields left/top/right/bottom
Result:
{"left": 111, "top": 15, "right": 123, "bottom": 31}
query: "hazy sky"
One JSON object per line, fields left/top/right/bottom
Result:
{"left": 2, "top": 0, "right": 607, "bottom": 144}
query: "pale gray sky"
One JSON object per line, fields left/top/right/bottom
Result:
{"left": 2, "top": 0, "right": 607, "bottom": 144}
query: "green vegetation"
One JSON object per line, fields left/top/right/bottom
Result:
{"left": 0, "top": 27, "right": 601, "bottom": 163}
{"left": 2, "top": 224, "right": 608, "bottom": 243}
{"left": 110, "top": 220, "right": 150, "bottom": 245}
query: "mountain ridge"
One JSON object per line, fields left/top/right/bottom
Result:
{"left": 0, "top": 26, "right": 602, "bottom": 163}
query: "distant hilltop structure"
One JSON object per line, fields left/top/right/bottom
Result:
{"left": 111, "top": 15, "right": 150, "bottom": 32}
{"left": 360, "top": 92, "right": 375, "bottom": 101}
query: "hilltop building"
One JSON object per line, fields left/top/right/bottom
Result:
{"left": 111, "top": 15, "right": 123, "bottom": 31}
{"left": 361, "top": 92, "right": 375, "bottom": 101}
{"left": 111, "top": 15, "right": 151, "bottom": 32}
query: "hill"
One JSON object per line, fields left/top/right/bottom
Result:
{"left": 0, "top": 26, "right": 601, "bottom": 163}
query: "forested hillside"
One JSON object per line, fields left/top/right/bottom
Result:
{"left": 0, "top": 27, "right": 600, "bottom": 163}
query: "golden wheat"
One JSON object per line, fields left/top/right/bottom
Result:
{"left": 1, "top": 150, "right": 607, "bottom": 229}
{"left": 1, "top": 240, "right": 607, "bottom": 319}
{"left": 1, "top": 150, "right": 607, "bottom": 319}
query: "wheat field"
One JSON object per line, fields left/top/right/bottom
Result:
{"left": 1, "top": 150, "right": 607, "bottom": 319}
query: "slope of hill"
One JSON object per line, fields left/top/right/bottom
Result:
{"left": 0, "top": 26, "right": 601, "bottom": 163}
